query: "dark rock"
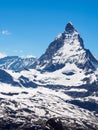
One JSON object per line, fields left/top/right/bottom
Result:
{"left": 19, "top": 75, "right": 38, "bottom": 88}
{"left": 43, "top": 118, "right": 64, "bottom": 130}
{"left": 65, "top": 22, "right": 75, "bottom": 33}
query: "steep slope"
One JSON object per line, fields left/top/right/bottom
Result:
{"left": 35, "top": 22, "right": 98, "bottom": 72}
{"left": 0, "top": 56, "right": 37, "bottom": 71}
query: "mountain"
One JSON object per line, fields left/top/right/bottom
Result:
{"left": 34, "top": 22, "right": 98, "bottom": 72}
{"left": 0, "top": 22, "right": 98, "bottom": 130}
{"left": 0, "top": 56, "right": 37, "bottom": 71}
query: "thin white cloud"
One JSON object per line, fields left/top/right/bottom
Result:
{"left": 19, "top": 50, "right": 23, "bottom": 53}
{"left": 21, "top": 55, "right": 36, "bottom": 58}
{"left": 0, "top": 52, "right": 7, "bottom": 58}
{"left": 13, "top": 50, "right": 18, "bottom": 53}
{"left": 13, "top": 50, "right": 24, "bottom": 53}
{"left": 26, "top": 55, "right": 36, "bottom": 58}
{"left": 0, "top": 30, "right": 11, "bottom": 35}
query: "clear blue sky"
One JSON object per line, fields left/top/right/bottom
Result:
{"left": 0, "top": 0, "right": 98, "bottom": 58}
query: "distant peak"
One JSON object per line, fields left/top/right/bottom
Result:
{"left": 65, "top": 22, "right": 76, "bottom": 32}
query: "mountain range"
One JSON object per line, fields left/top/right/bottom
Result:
{"left": 0, "top": 22, "right": 98, "bottom": 130}
{"left": 0, "top": 56, "right": 37, "bottom": 71}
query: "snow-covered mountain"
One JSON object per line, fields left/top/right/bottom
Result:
{"left": 0, "top": 22, "right": 98, "bottom": 130}
{"left": 34, "top": 22, "right": 98, "bottom": 72}
{"left": 0, "top": 56, "right": 37, "bottom": 71}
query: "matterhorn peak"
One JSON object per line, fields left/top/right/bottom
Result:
{"left": 34, "top": 22, "right": 98, "bottom": 72}
{"left": 65, "top": 22, "right": 77, "bottom": 33}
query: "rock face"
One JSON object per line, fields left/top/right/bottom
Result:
{"left": 43, "top": 118, "right": 64, "bottom": 130}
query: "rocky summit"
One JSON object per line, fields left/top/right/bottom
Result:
{"left": 0, "top": 22, "right": 98, "bottom": 130}
{"left": 34, "top": 22, "right": 98, "bottom": 73}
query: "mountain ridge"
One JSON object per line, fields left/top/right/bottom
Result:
{"left": 33, "top": 22, "right": 98, "bottom": 73}
{"left": 0, "top": 55, "right": 37, "bottom": 71}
